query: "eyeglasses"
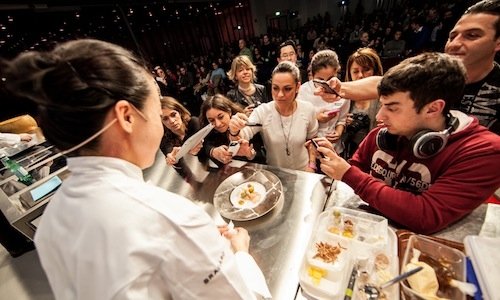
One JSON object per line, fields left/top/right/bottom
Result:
{"left": 281, "top": 52, "right": 296, "bottom": 59}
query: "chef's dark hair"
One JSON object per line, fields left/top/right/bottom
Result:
{"left": 1, "top": 39, "right": 150, "bottom": 155}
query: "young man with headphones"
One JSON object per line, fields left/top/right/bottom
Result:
{"left": 315, "top": 52, "right": 500, "bottom": 234}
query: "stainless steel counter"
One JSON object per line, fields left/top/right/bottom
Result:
{"left": 144, "top": 151, "right": 487, "bottom": 299}
{"left": 144, "top": 151, "right": 332, "bottom": 300}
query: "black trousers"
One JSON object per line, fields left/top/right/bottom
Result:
{"left": 0, "top": 212, "right": 34, "bottom": 257}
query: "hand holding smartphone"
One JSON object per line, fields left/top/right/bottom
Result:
{"left": 313, "top": 79, "right": 341, "bottom": 97}
{"left": 326, "top": 108, "right": 340, "bottom": 116}
{"left": 227, "top": 141, "right": 241, "bottom": 157}
{"left": 310, "top": 139, "right": 325, "bottom": 158}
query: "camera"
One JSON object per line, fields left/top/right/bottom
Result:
{"left": 346, "top": 112, "right": 370, "bottom": 134}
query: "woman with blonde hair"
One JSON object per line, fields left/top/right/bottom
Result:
{"left": 342, "top": 47, "right": 383, "bottom": 159}
{"left": 226, "top": 55, "right": 269, "bottom": 116}
{"left": 159, "top": 96, "right": 202, "bottom": 165}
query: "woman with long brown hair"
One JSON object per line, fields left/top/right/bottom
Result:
{"left": 159, "top": 96, "right": 202, "bottom": 165}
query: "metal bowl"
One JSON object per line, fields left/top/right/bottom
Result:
{"left": 213, "top": 168, "right": 283, "bottom": 221}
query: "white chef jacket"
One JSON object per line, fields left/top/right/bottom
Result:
{"left": 34, "top": 156, "right": 265, "bottom": 300}
{"left": 0, "top": 132, "right": 21, "bottom": 147}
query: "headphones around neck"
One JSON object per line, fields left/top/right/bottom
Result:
{"left": 376, "top": 115, "right": 459, "bottom": 159}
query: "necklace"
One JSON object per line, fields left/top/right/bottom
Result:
{"left": 277, "top": 103, "right": 296, "bottom": 156}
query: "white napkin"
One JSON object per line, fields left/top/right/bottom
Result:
{"left": 227, "top": 220, "right": 238, "bottom": 235}
{"left": 479, "top": 203, "right": 500, "bottom": 237}
{"left": 235, "top": 251, "right": 272, "bottom": 299}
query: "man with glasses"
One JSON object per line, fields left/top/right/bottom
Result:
{"left": 277, "top": 40, "right": 308, "bottom": 83}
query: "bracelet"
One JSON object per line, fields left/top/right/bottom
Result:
{"left": 229, "top": 130, "right": 240, "bottom": 137}
{"left": 308, "top": 162, "right": 317, "bottom": 170}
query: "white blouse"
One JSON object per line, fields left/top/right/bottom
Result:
{"left": 241, "top": 100, "right": 318, "bottom": 170}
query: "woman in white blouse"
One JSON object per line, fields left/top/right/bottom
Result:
{"left": 229, "top": 61, "right": 319, "bottom": 171}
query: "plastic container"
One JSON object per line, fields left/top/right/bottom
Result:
{"left": 300, "top": 231, "right": 352, "bottom": 299}
{"left": 401, "top": 235, "right": 466, "bottom": 300}
{"left": 299, "top": 207, "right": 398, "bottom": 300}
{"left": 464, "top": 235, "right": 500, "bottom": 300}
{"left": 321, "top": 207, "right": 388, "bottom": 253}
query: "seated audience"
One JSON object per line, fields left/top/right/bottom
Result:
{"left": 383, "top": 29, "right": 406, "bottom": 57}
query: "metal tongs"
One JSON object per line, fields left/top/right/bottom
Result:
{"left": 362, "top": 266, "right": 424, "bottom": 300}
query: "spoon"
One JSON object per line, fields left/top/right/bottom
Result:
{"left": 362, "top": 266, "right": 424, "bottom": 299}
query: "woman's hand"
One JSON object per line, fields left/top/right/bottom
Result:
{"left": 325, "top": 131, "right": 341, "bottom": 143}
{"left": 189, "top": 139, "right": 203, "bottom": 155}
{"left": 317, "top": 109, "right": 338, "bottom": 123}
{"left": 243, "top": 104, "right": 257, "bottom": 116}
{"left": 229, "top": 112, "right": 248, "bottom": 135}
{"left": 211, "top": 145, "right": 233, "bottom": 164}
{"left": 222, "top": 227, "right": 250, "bottom": 253}
{"left": 236, "top": 139, "right": 255, "bottom": 160}
{"left": 166, "top": 147, "right": 180, "bottom": 165}
{"left": 19, "top": 133, "right": 32, "bottom": 142}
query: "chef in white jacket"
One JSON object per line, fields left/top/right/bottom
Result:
{"left": 2, "top": 39, "right": 270, "bottom": 299}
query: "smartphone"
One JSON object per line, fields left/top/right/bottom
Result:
{"left": 246, "top": 122, "right": 263, "bottom": 127}
{"left": 326, "top": 108, "right": 340, "bottom": 116}
{"left": 227, "top": 141, "right": 240, "bottom": 157}
{"left": 310, "top": 139, "right": 325, "bottom": 158}
{"left": 313, "top": 79, "right": 341, "bottom": 96}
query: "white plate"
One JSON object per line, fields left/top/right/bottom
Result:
{"left": 213, "top": 168, "right": 283, "bottom": 221}
{"left": 230, "top": 181, "right": 266, "bottom": 209}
